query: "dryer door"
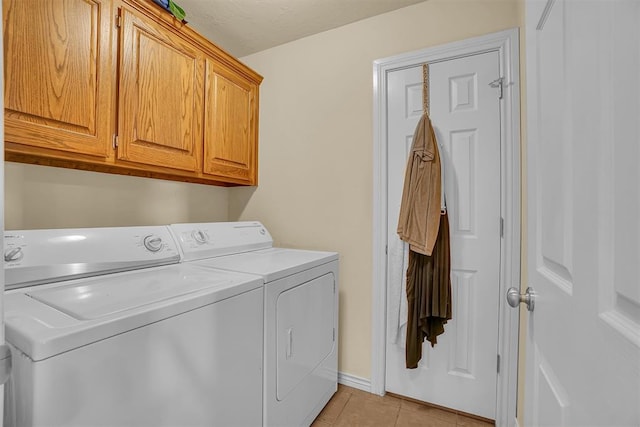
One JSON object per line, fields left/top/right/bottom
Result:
{"left": 276, "top": 272, "right": 335, "bottom": 400}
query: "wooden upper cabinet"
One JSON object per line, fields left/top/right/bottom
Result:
{"left": 203, "top": 59, "right": 259, "bottom": 185}
{"left": 3, "top": 0, "right": 112, "bottom": 158}
{"left": 4, "top": 0, "right": 261, "bottom": 185}
{"left": 117, "top": 6, "right": 203, "bottom": 172}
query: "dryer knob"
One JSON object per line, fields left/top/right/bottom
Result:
{"left": 192, "top": 230, "right": 209, "bottom": 244}
{"left": 4, "top": 247, "right": 23, "bottom": 262}
{"left": 143, "top": 235, "right": 163, "bottom": 252}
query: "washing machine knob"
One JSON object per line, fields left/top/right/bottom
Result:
{"left": 192, "top": 230, "right": 209, "bottom": 244}
{"left": 143, "top": 235, "right": 163, "bottom": 252}
{"left": 4, "top": 247, "right": 23, "bottom": 262}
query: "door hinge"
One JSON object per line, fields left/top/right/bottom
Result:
{"left": 500, "top": 217, "right": 504, "bottom": 238}
{"left": 385, "top": 245, "right": 388, "bottom": 255}
{"left": 333, "top": 328, "right": 336, "bottom": 342}
{"left": 497, "top": 354, "right": 501, "bottom": 374}
{"left": 116, "top": 10, "right": 122, "bottom": 28}
{"left": 489, "top": 77, "right": 504, "bottom": 99}
{"left": 112, "top": 134, "right": 119, "bottom": 149}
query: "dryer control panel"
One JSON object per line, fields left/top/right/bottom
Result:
{"left": 170, "top": 222, "right": 273, "bottom": 261}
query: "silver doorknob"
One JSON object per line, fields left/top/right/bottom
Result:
{"left": 506, "top": 287, "right": 535, "bottom": 312}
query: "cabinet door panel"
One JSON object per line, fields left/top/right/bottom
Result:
{"left": 118, "top": 8, "right": 202, "bottom": 172}
{"left": 204, "top": 59, "right": 258, "bottom": 184}
{"left": 3, "top": 0, "right": 112, "bottom": 158}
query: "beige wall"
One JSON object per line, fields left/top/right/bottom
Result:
{"left": 233, "top": 0, "right": 520, "bottom": 380}
{"left": 5, "top": 162, "right": 229, "bottom": 230}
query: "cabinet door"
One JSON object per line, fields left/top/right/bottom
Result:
{"left": 3, "top": 0, "right": 112, "bottom": 158}
{"left": 203, "top": 59, "right": 258, "bottom": 184}
{"left": 118, "top": 7, "right": 202, "bottom": 172}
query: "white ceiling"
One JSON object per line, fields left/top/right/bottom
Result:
{"left": 175, "top": 0, "right": 428, "bottom": 57}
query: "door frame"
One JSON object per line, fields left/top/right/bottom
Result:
{"left": 371, "top": 28, "right": 521, "bottom": 426}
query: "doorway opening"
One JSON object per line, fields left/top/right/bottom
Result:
{"left": 371, "top": 29, "right": 521, "bottom": 426}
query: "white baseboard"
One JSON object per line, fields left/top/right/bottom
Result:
{"left": 337, "top": 372, "right": 372, "bottom": 393}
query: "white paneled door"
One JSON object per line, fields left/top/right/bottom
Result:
{"left": 386, "top": 51, "right": 502, "bottom": 420}
{"left": 524, "top": 0, "right": 640, "bottom": 425}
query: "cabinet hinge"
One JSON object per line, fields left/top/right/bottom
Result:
{"left": 500, "top": 217, "right": 504, "bottom": 238}
{"left": 489, "top": 77, "right": 504, "bottom": 99}
{"left": 497, "top": 354, "right": 501, "bottom": 374}
{"left": 385, "top": 245, "right": 388, "bottom": 255}
{"left": 112, "top": 134, "right": 119, "bottom": 149}
{"left": 333, "top": 328, "right": 336, "bottom": 342}
{"left": 116, "top": 10, "right": 122, "bottom": 28}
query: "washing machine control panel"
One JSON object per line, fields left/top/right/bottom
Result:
{"left": 4, "top": 226, "right": 180, "bottom": 290}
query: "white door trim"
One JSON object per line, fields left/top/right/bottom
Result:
{"left": 371, "top": 28, "right": 521, "bottom": 426}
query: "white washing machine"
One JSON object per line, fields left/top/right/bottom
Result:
{"left": 170, "top": 222, "right": 339, "bottom": 427}
{"left": 3, "top": 226, "right": 264, "bottom": 427}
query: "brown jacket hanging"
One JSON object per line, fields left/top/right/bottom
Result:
{"left": 404, "top": 213, "right": 452, "bottom": 369}
{"left": 397, "top": 113, "right": 442, "bottom": 256}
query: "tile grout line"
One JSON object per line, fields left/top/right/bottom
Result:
{"left": 328, "top": 390, "right": 353, "bottom": 426}
{"left": 393, "top": 401, "right": 402, "bottom": 427}
{"left": 335, "top": 392, "right": 352, "bottom": 425}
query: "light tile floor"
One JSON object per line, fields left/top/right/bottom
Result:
{"left": 312, "top": 385, "right": 494, "bottom": 427}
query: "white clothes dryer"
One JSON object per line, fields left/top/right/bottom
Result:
{"left": 170, "top": 222, "right": 339, "bottom": 427}
{"left": 3, "top": 226, "right": 264, "bottom": 427}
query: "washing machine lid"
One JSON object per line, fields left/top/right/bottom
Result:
{"left": 193, "top": 248, "right": 338, "bottom": 282}
{"left": 27, "top": 264, "right": 259, "bottom": 320}
{"left": 4, "top": 264, "right": 263, "bottom": 361}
